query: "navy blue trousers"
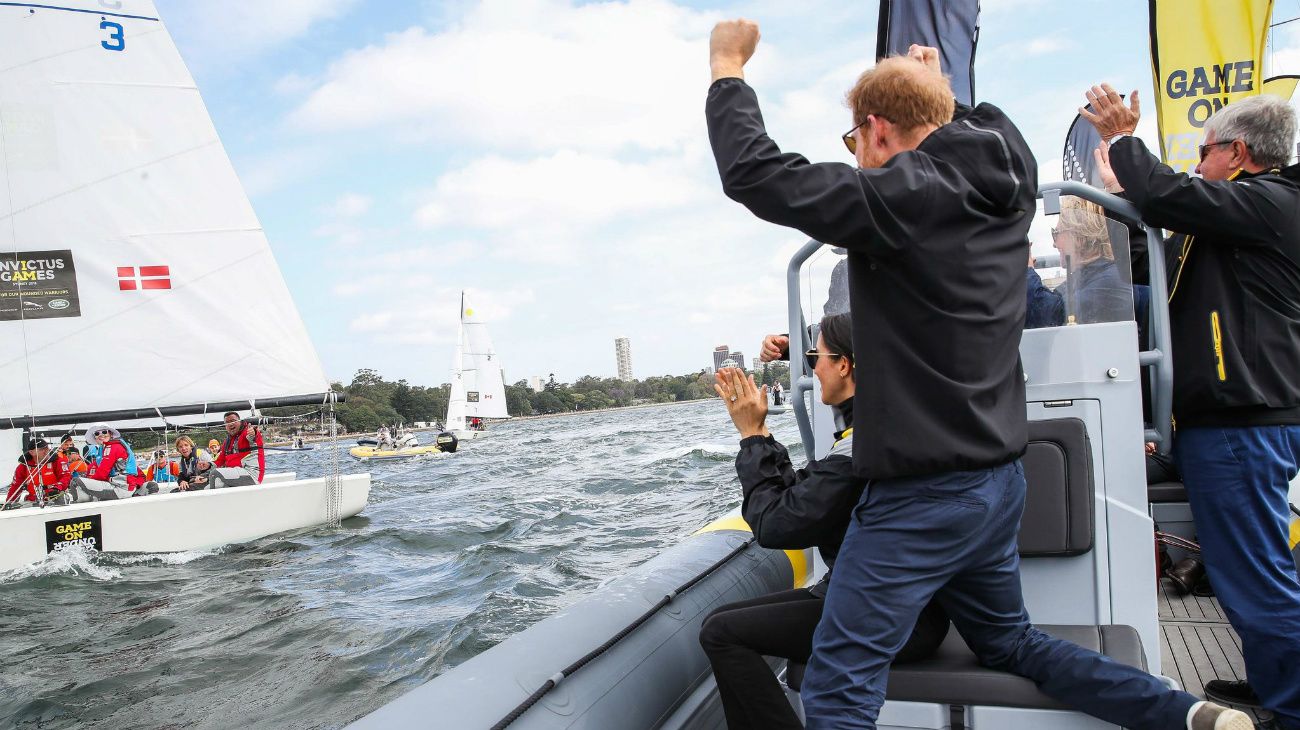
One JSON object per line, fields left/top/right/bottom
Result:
{"left": 800, "top": 460, "right": 1198, "bottom": 729}
{"left": 1176, "top": 426, "right": 1300, "bottom": 730}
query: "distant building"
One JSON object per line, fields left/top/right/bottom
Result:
{"left": 615, "top": 337, "right": 633, "bottom": 381}
{"left": 713, "top": 345, "right": 731, "bottom": 372}
{"left": 720, "top": 358, "right": 739, "bottom": 370}
{"left": 731, "top": 351, "right": 746, "bottom": 371}
{"left": 752, "top": 357, "right": 763, "bottom": 371}
{"left": 527, "top": 376, "right": 544, "bottom": 393}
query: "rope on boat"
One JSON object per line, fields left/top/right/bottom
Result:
{"left": 325, "top": 394, "right": 342, "bottom": 528}
{"left": 489, "top": 535, "right": 758, "bottom": 730}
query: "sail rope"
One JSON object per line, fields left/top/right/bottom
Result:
{"left": 325, "top": 394, "right": 342, "bottom": 528}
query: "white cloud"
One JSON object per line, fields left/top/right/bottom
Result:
{"left": 345, "top": 286, "right": 535, "bottom": 345}
{"left": 161, "top": 0, "right": 360, "bottom": 68}
{"left": 287, "top": 0, "right": 716, "bottom": 153}
{"left": 412, "top": 150, "right": 711, "bottom": 231}
{"left": 327, "top": 193, "right": 373, "bottom": 218}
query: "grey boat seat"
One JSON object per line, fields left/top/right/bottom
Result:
{"left": 1147, "top": 481, "right": 1186, "bottom": 503}
{"left": 884, "top": 624, "right": 1145, "bottom": 708}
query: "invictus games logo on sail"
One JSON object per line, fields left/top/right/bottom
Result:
{"left": 0, "top": 249, "right": 82, "bottom": 321}
{"left": 0, "top": 256, "right": 64, "bottom": 282}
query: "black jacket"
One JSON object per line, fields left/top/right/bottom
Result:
{"left": 707, "top": 78, "right": 1033, "bottom": 478}
{"left": 736, "top": 401, "right": 859, "bottom": 596}
{"left": 1111, "top": 137, "right": 1300, "bottom": 426}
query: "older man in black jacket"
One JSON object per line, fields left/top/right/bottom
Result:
{"left": 705, "top": 18, "right": 1237, "bottom": 730}
{"left": 1086, "top": 87, "right": 1300, "bottom": 730}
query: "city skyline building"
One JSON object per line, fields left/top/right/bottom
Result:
{"left": 615, "top": 337, "right": 633, "bottom": 381}
{"left": 712, "top": 345, "right": 731, "bottom": 372}
{"left": 527, "top": 376, "right": 544, "bottom": 393}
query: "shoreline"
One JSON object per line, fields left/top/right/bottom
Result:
{"left": 264, "top": 397, "right": 715, "bottom": 446}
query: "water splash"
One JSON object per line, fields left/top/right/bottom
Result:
{"left": 0, "top": 543, "right": 121, "bottom": 583}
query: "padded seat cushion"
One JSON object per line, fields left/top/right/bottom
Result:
{"left": 1148, "top": 481, "right": 1186, "bottom": 503}
{"left": 1019, "top": 418, "right": 1095, "bottom": 556}
{"left": 885, "top": 624, "right": 1146, "bottom": 709}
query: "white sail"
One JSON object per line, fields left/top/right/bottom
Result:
{"left": 458, "top": 292, "right": 509, "bottom": 419}
{"left": 0, "top": 0, "right": 328, "bottom": 421}
{"left": 445, "top": 321, "right": 467, "bottom": 432}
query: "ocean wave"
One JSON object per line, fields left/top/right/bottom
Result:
{"left": 101, "top": 548, "right": 223, "bottom": 566}
{"left": 0, "top": 544, "right": 121, "bottom": 583}
{"left": 635, "top": 442, "right": 737, "bottom": 466}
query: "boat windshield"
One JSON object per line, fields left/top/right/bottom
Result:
{"left": 1034, "top": 194, "right": 1137, "bottom": 329}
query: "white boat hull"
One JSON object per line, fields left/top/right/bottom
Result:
{"left": 453, "top": 430, "right": 487, "bottom": 440}
{"left": 0, "top": 472, "right": 370, "bottom": 574}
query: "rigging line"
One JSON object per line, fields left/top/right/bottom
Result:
{"left": 0, "top": 24, "right": 168, "bottom": 76}
{"left": 1271, "top": 16, "right": 1300, "bottom": 27}
{"left": 0, "top": 2, "right": 159, "bottom": 21}
{"left": 0, "top": 138, "right": 222, "bottom": 223}
{"left": 0, "top": 88, "right": 38, "bottom": 434}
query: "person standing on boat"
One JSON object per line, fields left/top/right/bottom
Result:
{"left": 83, "top": 424, "right": 145, "bottom": 490}
{"left": 706, "top": 24, "right": 1237, "bottom": 730}
{"left": 703, "top": 312, "right": 949, "bottom": 730}
{"left": 217, "top": 412, "right": 265, "bottom": 483}
{"left": 1085, "top": 87, "right": 1300, "bottom": 730}
{"left": 6, "top": 438, "right": 70, "bottom": 505}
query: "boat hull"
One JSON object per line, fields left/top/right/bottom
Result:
{"left": 0, "top": 472, "right": 370, "bottom": 574}
{"left": 350, "top": 518, "right": 807, "bottom": 729}
{"left": 348, "top": 445, "right": 443, "bottom": 461}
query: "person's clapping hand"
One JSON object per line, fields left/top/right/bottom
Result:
{"left": 1079, "top": 84, "right": 1140, "bottom": 140}
{"left": 1092, "top": 140, "right": 1123, "bottom": 194}
{"left": 714, "top": 368, "right": 770, "bottom": 439}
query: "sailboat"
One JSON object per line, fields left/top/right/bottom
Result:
{"left": 0, "top": 0, "right": 369, "bottom": 574}
{"left": 444, "top": 291, "right": 509, "bottom": 440}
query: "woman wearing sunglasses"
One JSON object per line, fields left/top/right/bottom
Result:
{"left": 701, "top": 312, "right": 949, "bottom": 730}
{"left": 82, "top": 424, "right": 145, "bottom": 492}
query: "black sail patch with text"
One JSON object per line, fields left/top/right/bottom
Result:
{"left": 0, "top": 250, "right": 82, "bottom": 320}
{"left": 45, "top": 514, "right": 103, "bottom": 553}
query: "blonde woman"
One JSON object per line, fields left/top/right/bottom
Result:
{"left": 1053, "top": 198, "right": 1138, "bottom": 327}
{"left": 175, "top": 436, "right": 214, "bottom": 491}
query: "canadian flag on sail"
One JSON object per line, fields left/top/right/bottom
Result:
{"left": 117, "top": 265, "right": 171, "bottom": 291}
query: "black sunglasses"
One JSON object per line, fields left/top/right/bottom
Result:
{"left": 93, "top": 429, "right": 111, "bottom": 437}
{"left": 841, "top": 114, "right": 892, "bottom": 155}
{"left": 805, "top": 349, "right": 846, "bottom": 368}
{"left": 1198, "top": 140, "right": 1234, "bottom": 162}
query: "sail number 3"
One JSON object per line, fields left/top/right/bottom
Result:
{"left": 100, "top": 21, "right": 125, "bottom": 52}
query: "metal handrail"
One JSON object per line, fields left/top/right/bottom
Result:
{"left": 781, "top": 182, "right": 1174, "bottom": 457}
{"left": 787, "top": 238, "right": 827, "bottom": 453}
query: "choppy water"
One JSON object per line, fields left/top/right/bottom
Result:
{"left": 0, "top": 400, "right": 803, "bottom": 729}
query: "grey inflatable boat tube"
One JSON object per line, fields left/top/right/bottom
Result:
{"left": 349, "top": 523, "right": 803, "bottom": 729}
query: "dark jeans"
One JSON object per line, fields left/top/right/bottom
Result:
{"left": 1176, "top": 426, "right": 1300, "bottom": 730}
{"left": 800, "top": 461, "right": 1198, "bottom": 729}
{"left": 700, "top": 588, "right": 949, "bottom": 730}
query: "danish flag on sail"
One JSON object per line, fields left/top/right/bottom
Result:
{"left": 117, "top": 265, "right": 171, "bottom": 291}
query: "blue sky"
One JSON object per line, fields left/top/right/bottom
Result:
{"left": 153, "top": 0, "right": 1300, "bottom": 388}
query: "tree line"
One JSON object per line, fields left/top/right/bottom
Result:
{"left": 330, "top": 363, "right": 791, "bottom": 433}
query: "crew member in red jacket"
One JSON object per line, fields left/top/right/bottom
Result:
{"left": 217, "top": 411, "right": 265, "bottom": 483}
{"left": 84, "top": 424, "right": 145, "bottom": 489}
{"left": 6, "top": 438, "right": 70, "bottom": 504}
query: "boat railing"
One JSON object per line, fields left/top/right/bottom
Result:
{"left": 785, "top": 181, "right": 1173, "bottom": 456}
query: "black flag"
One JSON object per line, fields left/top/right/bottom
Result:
{"left": 1063, "top": 105, "right": 1104, "bottom": 187}
{"left": 876, "top": 0, "right": 980, "bottom": 106}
